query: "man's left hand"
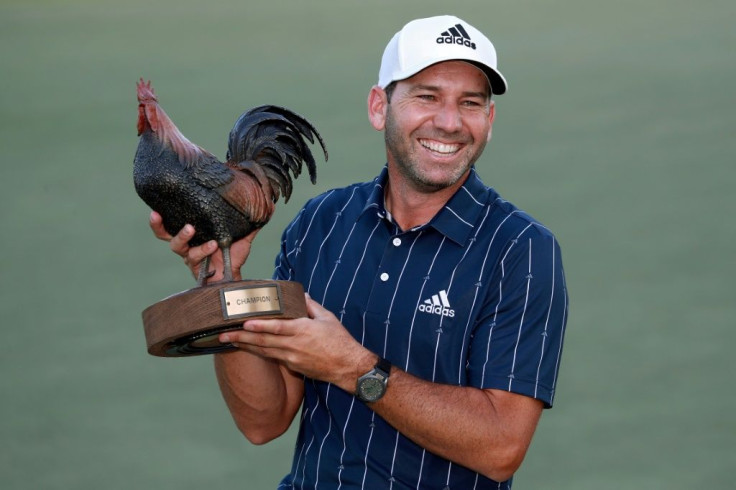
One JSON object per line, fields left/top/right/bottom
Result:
{"left": 219, "top": 295, "right": 375, "bottom": 392}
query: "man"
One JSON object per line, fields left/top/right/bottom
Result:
{"left": 151, "top": 15, "right": 568, "bottom": 489}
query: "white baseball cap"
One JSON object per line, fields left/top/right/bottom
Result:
{"left": 377, "top": 15, "right": 508, "bottom": 95}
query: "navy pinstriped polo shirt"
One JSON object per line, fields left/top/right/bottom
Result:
{"left": 274, "top": 167, "right": 568, "bottom": 490}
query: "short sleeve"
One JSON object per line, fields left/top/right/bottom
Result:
{"left": 467, "top": 227, "right": 568, "bottom": 408}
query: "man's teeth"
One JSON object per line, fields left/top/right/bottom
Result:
{"left": 420, "top": 139, "right": 459, "bottom": 154}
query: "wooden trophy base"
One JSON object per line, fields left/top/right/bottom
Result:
{"left": 142, "top": 279, "right": 307, "bottom": 357}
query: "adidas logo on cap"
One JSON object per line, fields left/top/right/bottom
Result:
{"left": 418, "top": 290, "right": 456, "bottom": 318}
{"left": 436, "top": 23, "right": 476, "bottom": 50}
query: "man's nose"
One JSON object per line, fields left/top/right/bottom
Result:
{"left": 433, "top": 102, "right": 463, "bottom": 133}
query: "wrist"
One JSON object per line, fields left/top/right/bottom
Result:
{"left": 335, "top": 349, "right": 375, "bottom": 393}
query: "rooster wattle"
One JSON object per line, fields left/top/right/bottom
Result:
{"left": 134, "top": 79, "right": 327, "bottom": 285}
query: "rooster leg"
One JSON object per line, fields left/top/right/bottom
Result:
{"left": 196, "top": 256, "right": 214, "bottom": 287}
{"left": 222, "top": 245, "right": 233, "bottom": 283}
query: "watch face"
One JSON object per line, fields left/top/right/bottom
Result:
{"left": 358, "top": 377, "right": 385, "bottom": 401}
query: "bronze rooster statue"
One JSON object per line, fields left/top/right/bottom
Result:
{"left": 134, "top": 79, "right": 327, "bottom": 285}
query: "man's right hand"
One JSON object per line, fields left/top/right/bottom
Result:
{"left": 148, "top": 211, "right": 259, "bottom": 283}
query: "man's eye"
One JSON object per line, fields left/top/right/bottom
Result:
{"left": 418, "top": 94, "right": 436, "bottom": 101}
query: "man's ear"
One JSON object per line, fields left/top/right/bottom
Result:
{"left": 486, "top": 100, "right": 496, "bottom": 142}
{"left": 367, "top": 85, "right": 388, "bottom": 131}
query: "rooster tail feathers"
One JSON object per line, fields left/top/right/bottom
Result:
{"left": 261, "top": 163, "right": 291, "bottom": 202}
{"left": 256, "top": 106, "right": 327, "bottom": 184}
{"left": 252, "top": 152, "right": 293, "bottom": 202}
{"left": 248, "top": 105, "right": 327, "bottom": 148}
{"left": 226, "top": 105, "right": 327, "bottom": 202}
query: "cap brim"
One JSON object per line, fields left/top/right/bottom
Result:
{"left": 467, "top": 61, "right": 507, "bottom": 95}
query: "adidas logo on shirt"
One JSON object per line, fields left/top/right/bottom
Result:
{"left": 436, "top": 23, "right": 476, "bottom": 50}
{"left": 418, "top": 290, "right": 456, "bottom": 318}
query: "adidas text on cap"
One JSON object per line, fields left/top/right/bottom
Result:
{"left": 378, "top": 15, "right": 508, "bottom": 95}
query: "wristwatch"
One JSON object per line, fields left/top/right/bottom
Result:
{"left": 356, "top": 357, "right": 391, "bottom": 403}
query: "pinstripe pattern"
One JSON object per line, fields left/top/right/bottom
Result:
{"left": 275, "top": 167, "right": 568, "bottom": 489}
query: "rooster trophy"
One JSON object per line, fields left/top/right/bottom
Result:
{"left": 134, "top": 79, "right": 327, "bottom": 286}
{"left": 134, "top": 79, "right": 328, "bottom": 357}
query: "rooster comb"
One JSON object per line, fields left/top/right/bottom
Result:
{"left": 136, "top": 78, "right": 157, "bottom": 103}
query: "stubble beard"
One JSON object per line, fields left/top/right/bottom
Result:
{"left": 383, "top": 107, "right": 486, "bottom": 193}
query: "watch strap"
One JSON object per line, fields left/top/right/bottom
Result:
{"left": 375, "top": 357, "right": 391, "bottom": 377}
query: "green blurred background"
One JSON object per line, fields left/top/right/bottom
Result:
{"left": 1, "top": 0, "right": 734, "bottom": 488}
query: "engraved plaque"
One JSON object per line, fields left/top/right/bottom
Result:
{"left": 221, "top": 284, "right": 283, "bottom": 319}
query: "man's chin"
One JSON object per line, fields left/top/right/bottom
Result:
{"left": 412, "top": 170, "right": 469, "bottom": 193}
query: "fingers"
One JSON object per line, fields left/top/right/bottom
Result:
{"left": 149, "top": 211, "right": 200, "bottom": 254}
{"left": 219, "top": 319, "right": 293, "bottom": 347}
{"left": 305, "top": 294, "right": 320, "bottom": 319}
{"left": 242, "top": 318, "right": 294, "bottom": 336}
{"left": 168, "top": 223, "right": 194, "bottom": 256}
{"left": 149, "top": 211, "right": 172, "bottom": 241}
{"left": 168, "top": 224, "right": 217, "bottom": 261}
{"left": 149, "top": 211, "right": 221, "bottom": 280}
{"left": 304, "top": 294, "right": 335, "bottom": 321}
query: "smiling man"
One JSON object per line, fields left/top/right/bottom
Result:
{"left": 152, "top": 14, "right": 569, "bottom": 489}
{"left": 372, "top": 60, "right": 495, "bottom": 230}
